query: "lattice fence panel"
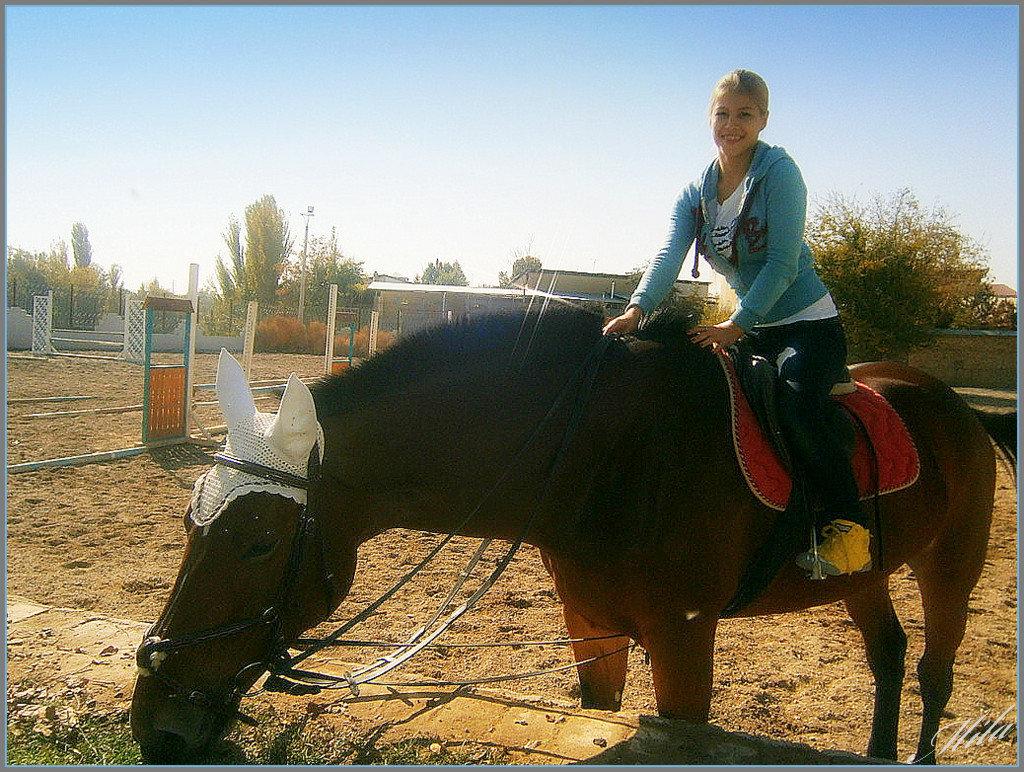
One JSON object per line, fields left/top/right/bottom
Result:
{"left": 31, "top": 294, "right": 52, "bottom": 355}
{"left": 123, "top": 300, "right": 146, "bottom": 363}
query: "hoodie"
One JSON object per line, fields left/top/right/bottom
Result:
{"left": 629, "top": 141, "right": 830, "bottom": 332}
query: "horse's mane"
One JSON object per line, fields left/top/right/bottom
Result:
{"left": 310, "top": 304, "right": 704, "bottom": 417}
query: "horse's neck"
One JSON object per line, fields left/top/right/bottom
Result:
{"left": 320, "top": 340, "right": 725, "bottom": 553}
{"left": 321, "top": 366, "right": 581, "bottom": 546}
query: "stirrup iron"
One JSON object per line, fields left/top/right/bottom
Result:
{"left": 806, "top": 523, "right": 825, "bottom": 581}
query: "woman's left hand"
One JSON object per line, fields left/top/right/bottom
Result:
{"left": 689, "top": 320, "right": 744, "bottom": 352}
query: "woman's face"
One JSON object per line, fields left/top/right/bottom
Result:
{"left": 710, "top": 91, "right": 768, "bottom": 161}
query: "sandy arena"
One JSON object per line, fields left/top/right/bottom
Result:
{"left": 6, "top": 352, "right": 1018, "bottom": 764}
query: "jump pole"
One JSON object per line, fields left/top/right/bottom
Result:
{"left": 7, "top": 395, "right": 96, "bottom": 404}
{"left": 8, "top": 446, "right": 150, "bottom": 474}
{"left": 6, "top": 438, "right": 188, "bottom": 475}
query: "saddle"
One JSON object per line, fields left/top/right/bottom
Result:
{"left": 723, "top": 343, "right": 919, "bottom": 511}
{"left": 719, "top": 342, "right": 919, "bottom": 616}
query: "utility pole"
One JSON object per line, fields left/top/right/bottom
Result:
{"left": 298, "top": 205, "right": 314, "bottom": 323}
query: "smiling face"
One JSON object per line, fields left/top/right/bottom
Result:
{"left": 710, "top": 90, "right": 768, "bottom": 163}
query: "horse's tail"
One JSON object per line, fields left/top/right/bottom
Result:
{"left": 972, "top": 407, "right": 1017, "bottom": 478}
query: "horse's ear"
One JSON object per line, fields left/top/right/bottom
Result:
{"left": 216, "top": 348, "right": 257, "bottom": 430}
{"left": 265, "top": 373, "right": 319, "bottom": 465}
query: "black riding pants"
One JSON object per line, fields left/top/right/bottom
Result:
{"left": 745, "top": 316, "right": 865, "bottom": 527}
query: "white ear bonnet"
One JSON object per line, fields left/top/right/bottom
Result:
{"left": 190, "top": 349, "right": 324, "bottom": 527}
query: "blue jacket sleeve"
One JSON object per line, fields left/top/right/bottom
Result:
{"left": 730, "top": 158, "right": 807, "bottom": 332}
{"left": 629, "top": 182, "right": 700, "bottom": 315}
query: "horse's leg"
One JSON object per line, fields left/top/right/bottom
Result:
{"left": 560, "top": 604, "right": 630, "bottom": 711}
{"left": 844, "top": 581, "right": 907, "bottom": 760}
{"left": 907, "top": 546, "right": 986, "bottom": 765}
{"left": 644, "top": 615, "right": 718, "bottom": 721}
{"left": 906, "top": 478, "right": 992, "bottom": 765}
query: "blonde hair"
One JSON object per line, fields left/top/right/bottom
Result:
{"left": 709, "top": 69, "right": 769, "bottom": 115}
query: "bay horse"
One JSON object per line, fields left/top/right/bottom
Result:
{"left": 130, "top": 307, "right": 1014, "bottom": 764}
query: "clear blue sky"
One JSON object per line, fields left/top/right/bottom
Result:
{"left": 5, "top": 5, "right": 1019, "bottom": 294}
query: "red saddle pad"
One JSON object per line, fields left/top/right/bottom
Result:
{"left": 717, "top": 353, "right": 920, "bottom": 511}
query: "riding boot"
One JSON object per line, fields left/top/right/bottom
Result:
{"left": 777, "top": 379, "right": 872, "bottom": 575}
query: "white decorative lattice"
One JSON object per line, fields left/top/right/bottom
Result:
{"left": 31, "top": 294, "right": 52, "bottom": 355}
{"left": 122, "top": 300, "right": 145, "bottom": 363}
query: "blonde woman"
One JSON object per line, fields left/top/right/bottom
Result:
{"left": 604, "top": 70, "right": 869, "bottom": 576}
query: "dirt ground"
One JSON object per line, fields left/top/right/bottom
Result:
{"left": 5, "top": 352, "right": 1019, "bottom": 764}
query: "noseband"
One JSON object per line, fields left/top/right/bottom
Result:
{"left": 135, "top": 447, "right": 323, "bottom": 725}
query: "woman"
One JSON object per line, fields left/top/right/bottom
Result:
{"left": 603, "top": 69, "right": 869, "bottom": 576}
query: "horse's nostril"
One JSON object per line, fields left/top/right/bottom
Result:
{"left": 139, "top": 730, "right": 192, "bottom": 765}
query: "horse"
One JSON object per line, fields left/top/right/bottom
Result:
{"left": 130, "top": 307, "right": 1015, "bottom": 764}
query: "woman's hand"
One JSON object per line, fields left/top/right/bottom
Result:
{"left": 603, "top": 305, "right": 642, "bottom": 336}
{"left": 689, "top": 320, "right": 744, "bottom": 352}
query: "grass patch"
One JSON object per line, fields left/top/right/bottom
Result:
{"left": 7, "top": 701, "right": 508, "bottom": 765}
{"left": 7, "top": 714, "right": 141, "bottom": 766}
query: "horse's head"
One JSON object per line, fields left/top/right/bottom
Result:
{"left": 130, "top": 350, "right": 356, "bottom": 763}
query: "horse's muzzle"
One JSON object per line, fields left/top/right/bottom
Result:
{"left": 137, "top": 728, "right": 194, "bottom": 765}
{"left": 130, "top": 676, "right": 225, "bottom": 764}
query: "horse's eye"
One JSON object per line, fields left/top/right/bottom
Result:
{"left": 242, "top": 539, "right": 279, "bottom": 562}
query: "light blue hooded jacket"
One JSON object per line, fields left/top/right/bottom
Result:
{"left": 629, "top": 141, "right": 830, "bottom": 332}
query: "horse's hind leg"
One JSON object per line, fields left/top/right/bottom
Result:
{"left": 907, "top": 486, "right": 992, "bottom": 765}
{"left": 844, "top": 581, "right": 907, "bottom": 760}
{"left": 908, "top": 546, "right": 986, "bottom": 765}
{"left": 561, "top": 604, "right": 630, "bottom": 711}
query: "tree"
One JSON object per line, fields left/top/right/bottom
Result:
{"left": 71, "top": 222, "right": 93, "bottom": 267}
{"left": 807, "top": 189, "right": 995, "bottom": 361}
{"left": 213, "top": 196, "right": 295, "bottom": 306}
{"left": 103, "top": 263, "right": 125, "bottom": 313}
{"left": 498, "top": 241, "right": 543, "bottom": 287}
{"left": 244, "top": 195, "right": 295, "bottom": 306}
{"left": 8, "top": 240, "right": 124, "bottom": 322}
{"left": 417, "top": 259, "right": 468, "bottom": 286}
{"left": 215, "top": 216, "right": 245, "bottom": 300}
{"left": 278, "top": 228, "right": 367, "bottom": 310}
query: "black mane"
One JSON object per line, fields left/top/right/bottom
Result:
{"left": 634, "top": 305, "right": 703, "bottom": 344}
{"left": 310, "top": 305, "right": 703, "bottom": 417}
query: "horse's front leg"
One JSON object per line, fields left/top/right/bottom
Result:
{"left": 561, "top": 602, "right": 630, "bottom": 711}
{"left": 643, "top": 614, "right": 719, "bottom": 721}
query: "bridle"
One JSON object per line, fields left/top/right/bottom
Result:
{"left": 135, "top": 447, "right": 325, "bottom": 727}
{"left": 135, "top": 331, "right": 616, "bottom": 728}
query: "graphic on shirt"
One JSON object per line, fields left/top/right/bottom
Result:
{"left": 740, "top": 216, "right": 767, "bottom": 253}
{"left": 712, "top": 220, "right": 739, "bottom": 256}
